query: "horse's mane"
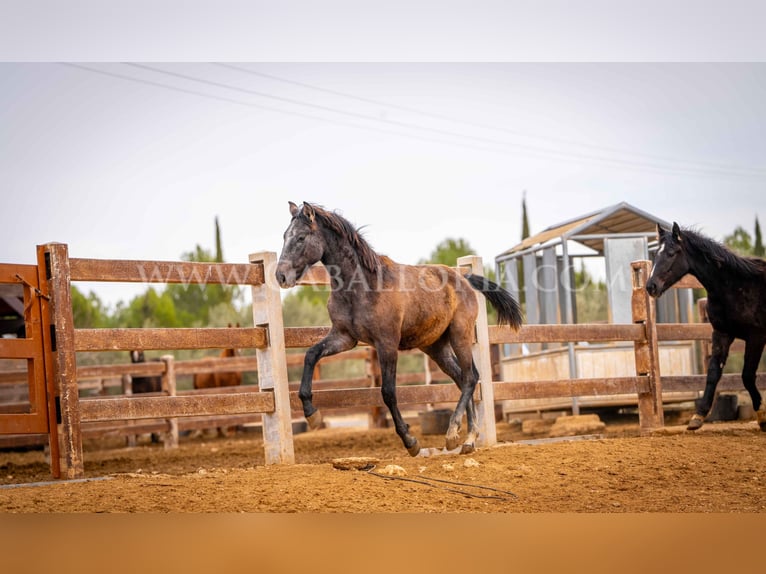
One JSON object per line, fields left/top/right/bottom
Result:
{"left": 307, "top": 204, "right": 382, "bottom": 273}
{"left": 681, "top": 226, "right": 766, "bottom": 278}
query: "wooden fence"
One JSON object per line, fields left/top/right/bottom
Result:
{"left": 2, "top": 245, "right": 765, "bottom": 480}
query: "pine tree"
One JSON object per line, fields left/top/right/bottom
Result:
{"left": 754, "top": 216, "right": 765, "bottom": 258}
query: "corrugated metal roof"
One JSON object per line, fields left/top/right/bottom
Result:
{"left": 497, "top": 202, "right": 671, "bottom": 258}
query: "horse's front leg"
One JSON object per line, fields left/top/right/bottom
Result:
{"left": 300, "top": 329, "right": 357, "bottom": 430}
{"left": 689, "top": 330, "right": 734, "bottom": 430}
{"left": 377, "top": 347, "right": 419, "bottom": 456}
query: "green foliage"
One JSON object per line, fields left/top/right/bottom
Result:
{"left": 723, "top": 225, "right": 753, "bottom": 256}
{"left": 282, "top": 286, "right": 331, "bottom": 327}
{"left": 70, "top": 286, "right": 110, "bottom": 328}
{"left": 573, "top": 260, "right": 608, "bottom": 323}
{"left": 418, "top": 237, "right": 475, "bottom": 266}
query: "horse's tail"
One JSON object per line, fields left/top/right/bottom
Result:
{"left": 465, "top": 274, "right": 523, "bottom": 330}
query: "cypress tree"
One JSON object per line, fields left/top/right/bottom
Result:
{"left": 214, "top": 216, "right": 224, "bottom": 263}
{"left": 755, "top": 216, "right": 765, "bottom": 257}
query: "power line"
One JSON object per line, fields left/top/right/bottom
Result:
{"left": 59, "top": 63, "right": 568, "bottom": 160}
{"left": 61, "top": 63, "right": 765, "bottom": 180}
{"left": 215, "top": 62, "right": 766, "bottom": 177}
{"left": 131, "top": 63, "right": 765, "bottom": 179}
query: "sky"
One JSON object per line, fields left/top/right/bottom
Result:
{"left": 2, "top": 6, "right": 766, "bottom": 308}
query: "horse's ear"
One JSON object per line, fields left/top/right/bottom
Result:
{"left": 289, "top": 201, "right": 299, "bottom": 217}
{"left": 656, "top": 223, "right": 665, "bottom": 238}
{"left": 302, "top": 202, "right": 316, "bottom": 222}
{"left": 672, "top": 222, "right": 682, "bottom": 241}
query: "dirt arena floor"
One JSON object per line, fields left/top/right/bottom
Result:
{"left": 1, "top": 410, "right": 765, "bottom": 513}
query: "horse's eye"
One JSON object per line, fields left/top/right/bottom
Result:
{"left": 296, "top": 235, "right": 306, "bottom": 244}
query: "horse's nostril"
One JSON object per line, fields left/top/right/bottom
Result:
{"left": 276, "top": 271, "right": 286, "bottom": 285}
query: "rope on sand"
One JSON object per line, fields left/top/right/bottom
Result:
{"left": 365, "top": 466, "right": 517, "bottom": 501}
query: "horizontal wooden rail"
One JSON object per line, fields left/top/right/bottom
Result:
{"left": 493, "top": 377, "right": 651, "bottom": 400}
{"left": 69, "top": 258, "right": 265, "bottom": 286}
{"left": 284, "top": 327, "right": 332, "bottom": 348}
{"left": 489, "top": 324, "right": 645, "bottom": 345}
{"left": 661, "top": 373, "right": 766, "bottom": 393}
{"left": 74, "top": 327, "right": 268, "bottom": 352}
{"left": 656, "top": 323, "right": 712, "bottom": 341}
{"left": 79, "top": 392, "right": 275, "bottom": 422}
{"left": 294, "top": 384, "right": 465, "bottom": 410}
{"left": 674, "top": 274, "right": 703, "bottom": 290}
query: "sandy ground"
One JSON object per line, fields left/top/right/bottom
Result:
{"left": 1, "top": 411, "right": 765, "bottom": 513}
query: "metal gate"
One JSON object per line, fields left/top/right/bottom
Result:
{"left": 0, "top": 259, "right": 60, "bottom": 477}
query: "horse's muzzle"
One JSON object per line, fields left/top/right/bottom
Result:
{"left": 275, "top": 262, "right": 297, "bottom": 288}
{"left": 645, "top": 279, "right": 661, "bottom": 298}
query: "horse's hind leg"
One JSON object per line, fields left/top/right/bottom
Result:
{"left": 377, "top": 346, "right": 419, "bottom": 456}
{"left": 690, "top": 330, "right": 734, "bottom": 430}
{"left": 442, "top": 334, "right": 480, "bottom": 452}
{"left": 423, "top": 339, "right": 479, "bottom": 453}
{"left": 300, "top": 330, "right": 357, "bottom": 429}
{"left": 741, "top": 338, "right": 766, "bottom": 431}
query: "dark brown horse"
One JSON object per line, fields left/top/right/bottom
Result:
{"left": 646, "top": 222, "right": 766, "bottom": 431}
{"left": 276, "top": 202, "right": 522, "bottom": 456}
{"left": 129, "top": 350, "right": 162, "bottom": 394}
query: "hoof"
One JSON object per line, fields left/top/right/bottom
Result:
{"left": 460, "top": 442, "right": 475, "bottom": 455}
{"left": 406, "top": 439, "right": 421, "bottom": 457}
{"left": 306, "top": 410, "right": 324, "bottom": 430}
{"left": 687, "top": 413, "right": 705, "bottom": 431}
{"left": 445, "top": 434, "right": 461, "bottom": 451}
{"left": 757, "top": 407, "right": 766, "bottom": 431}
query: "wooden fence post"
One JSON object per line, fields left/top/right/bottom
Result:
{"left": 161, "top": 354, "right": 179, "bottom": 449}
{"left": 39, "top": 243, "right": 84, "bottom": 479}
{"left": 250, "top": 251, "right": 295, "bottom": 464}
{"left": 631, "top": 260, "right": 664, "bottom": 433}
{"left": 457, "top": 255, "right": 497, "bottom": 447}
{"left": 122, "top": 374, "right": 137, "bottom": 447}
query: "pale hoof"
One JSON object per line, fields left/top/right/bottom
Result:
{"left": 687, "top": 413, "right": 705, "bottom": 431}
{"left": 306, "top": 410, "right": 324, "bottom": 430}
{"left": 460, "top": 442, "right": 475, "bottom": 455}
{"left": 406, "top": 439, "right": 420, "bottom": 457}
{"left": 445, "top": 434, "right": 461, "bottom": 451}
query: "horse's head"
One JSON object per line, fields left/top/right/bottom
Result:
{"left": 276, "top": 201, "right": 326, "bottom": 288}
{"left": 646, "top": 222, "right": 690, "bottom": 298}
{"left": 130, "top": 350, "right": 145, "bottom": 363}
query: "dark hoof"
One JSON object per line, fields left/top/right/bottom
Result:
{"left": 306, "top": 410, "right": 324, "bottom": 430}
{"left": 460, "top": 442, "right": 475, "bottom": 455}
{"left": 687, "top": 414, "right": 705, "bottom": 431}
{"left": 406, "top": 439, "right": 420, "bottom": 457}
{"left": 757, "top": 407, "right": 766, "bottom": 431}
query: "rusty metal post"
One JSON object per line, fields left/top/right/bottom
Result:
{"left": 631, "top": 260, "right": 664, "bottom": 433}
{"left": 39, "top": 243, "right": 84, "bottom": 479}
{"left": 161, "top": 354, "right": 179, "bottom": 449}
